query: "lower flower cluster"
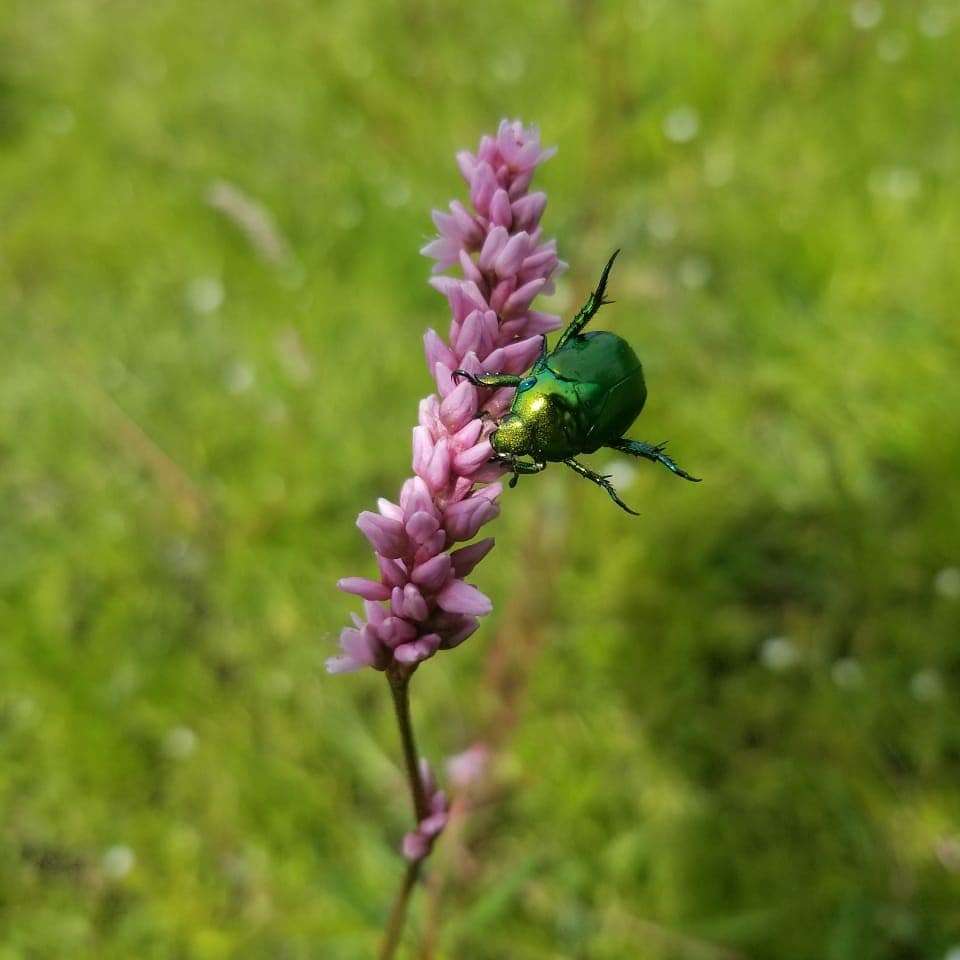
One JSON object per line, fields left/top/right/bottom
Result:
{"left": 401, "top": 760, "right": 449, "bottom": 863}
{"left": 329, "top": 476, "right": 500, "bottom": 673}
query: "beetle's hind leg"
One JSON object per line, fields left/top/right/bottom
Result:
{"left": 555, "top": 250, "right": 620, "bottom": 351}
{"left": 563, "top": 457, "right": 639, "bottom": 516}
{"left": 611, "top": 439, "right": 701, "bottom": 482}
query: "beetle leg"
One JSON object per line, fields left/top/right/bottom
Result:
{"left": 611, "top": 439, "right": 702, "bottom": 482}
{"left": 452, "top": 370, "right": 523, "bottom": 389}
{"left": 555, "top": 250, "right": 620, "bottom": 351}
{"left": 499, "top": 456, "right": 546, "bottom": 488}
{"left": 563, "top": 457, "right": 639, "bottom": 516}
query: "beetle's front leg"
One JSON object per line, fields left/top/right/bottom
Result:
{"left": 496, "top": 455, "right": 546, "bottom": 488}
{"left": 452, "top": 370, "right": 523, "bottom": 389}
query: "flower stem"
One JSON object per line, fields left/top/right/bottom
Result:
{"left": 387, "top": 665, "right": 430, "bottom": 821}
{"left": 379, "top": 666, "right": 429, "bottom": 959}
{"left": 379, "top": 859, "right": 422, "bottom": 960}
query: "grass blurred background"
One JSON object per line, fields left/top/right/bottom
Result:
{"left": 2, "top": 0, "right": 960, "bottom": 957}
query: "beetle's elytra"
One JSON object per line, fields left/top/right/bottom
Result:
{"left": 453, "top": 251, "right": 700, "bottom": 515}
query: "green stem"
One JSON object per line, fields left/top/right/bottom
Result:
{"left": 387, "top": 666, "right": 430, "bottom": 821}
{"left": 379, "top": 859, "right": 422, "bottom": 960}
{"left": 379, "top": 666, "right": 429, "bottom": 959}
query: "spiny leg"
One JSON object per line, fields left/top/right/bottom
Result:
{"left": 610, "top": 438, "right": 701, "bottom": 482}
{"left": 452, "top": 370, "right": 522, "bottom": 389}
{"left": 563, "top": 457, "right": 639, "bottom": 516}
{"left": 555, "top": 249, "right": 620, "bottom": 351}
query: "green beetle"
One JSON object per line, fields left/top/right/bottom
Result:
{"left": 453, "top": 251, "right": 700, "bottom": 515}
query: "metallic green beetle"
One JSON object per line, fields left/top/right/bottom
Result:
{"left": 453, "top": 251, "right": 700, "bottom": 515}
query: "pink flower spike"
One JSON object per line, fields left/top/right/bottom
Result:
{"left": 450, "top": 538, "right": 495, "bottom": 577}
{"left": 412, "top": 425, "right": 435, "bottom": 478}
{"left": 489, "top": 188, "right": 513, "bottom": 227}
{"left": 477, "top": 225, "right": 509, "bottom": 273}
{"left": 378, "top": 556, "right": 407, "bottom": 588}
{"left": 453, "top": 418, "right": 484, "bottom": 449}
{"left": 337, "top": 577, "right": 391, "bottom": 601}
{"left": 402, "top": 583, "right": 429, "bottom": 621}
{"left": 440, "top": 380, "right": 477, "bottom": 432}
{"left": 406, "top": 510, "right": 440, "bottom": 544}
{"left": 402, "top": 831, "right": 429, "bottom": 862}
{"left": 437, "top": 579, "right": 493, "bottom": 616}
{"left": 526, "top": 310, "right": 563, "bottom": 336}
{"left": 456, "top": 150, "right": 477, "bottom": 185}
{"left": 441, "top": 615, "right": 479, "bottom": 649}
{"left": 411, "top": 553, "right": 452, "bottom": 592}
{"left": 424, "top": 329, "right": 457, "bottom": 371}
{"left": 503, "top": 277, "right": 547, "bottom": 316}
{"left": 325, "top": 654, "right": 364, "bottom": 675}
{"left": 447, "top": 744, "right": 491, "bottom": 789}
{"left": 453, "top": 439, "right": 493, "bottom": 475}
{"left": 511, "top": 192, "right": 547, "bottom": 230}
{"left": 335, "top": 121, "right": 560, "bottom": 681}
{"left": 424, "top": 437, "right": 451, "bottom": 492}
{"left": 356, "top": 512, "right": 406, "bottom": 559}
{"left": 470, "top": 162, "right": 498, "bottom": 214}
{"left": 494, "top": 231, "right": 530, "bottom": 278}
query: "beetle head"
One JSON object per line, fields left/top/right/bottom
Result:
{"left": 490, "top": 413, "right": 530, "bottom": 457}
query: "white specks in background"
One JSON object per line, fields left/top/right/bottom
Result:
{"left": 225, "top": 361, "right": 255, "bottom": 394}
{"left": 275, "top": 328, "right": 313, "bottom": 384}
{"left": 935, "top": 836, "right": 960, "bottom": 874}
{"left": 850, "top": 0, "right": 884, "bottom": 31}
{"left": 663, "top": 106, "right": 700, "bottom": 144}
{"left": 704, "top": 146, "right": 735, "bottom": 187}
{"left": 382, "top": 179, "right": 411, "bottom": 209}
{"left": 934, "top": 566, "right": 960, "bottom": 599}
{"left": 919, "top": 5, "right": 952, "bottom": 38}
{"left": 262, "top": 399, "right": 289, "bottom": 425}
{"left": 163, "top": 725, "right": 197, "bottom": 760}
{"left": 491, "top": 49, "right": 526, "bottom": 84}
{"left": 877, "top": 32, "right": 908, "bottom": 62}
{"left": 647, "top": 207, "right": 678, "bottom": 244}
{"left": 102, "top": 845, "right": 136, "bottom": 880}
{"left": 604, "top": 459, "right": 638, "bottom": 491}
{"left": 944, "top": 946, "right": 960, "bottom": 960}
{"left": 831, "top": 657, "right": 864, "bottom": 689}
{"left": 626, "top": 0, "right": 656, "bottom": 31}
{"left": 165, "top": 538, "right": 207, "bottom": 578}
{"left": 761, "top": 636, "right": 801, "bottom": 672}
{"left": 678, "top": 255, "right": 712, "bottom": 291}
{"left": 7, "top": 695, "right": 38, "bottom": 728}
{"left": 910, "top": 668, "right": 944, "bottom": 702}
{"left": 335, "top": 199, "right": 363, "bottom": 230}
{"left": 868, "top": 166, "right": 921, "bottom": 203}
{"left": 186, "top": 276, "right": 224, "bottom": 315}
{"left": 447, "top": 743, "right": 491, "bottom": 790}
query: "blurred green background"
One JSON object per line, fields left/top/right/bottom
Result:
{"left": 3, "top": 0, "right": 960, "bottom": 957}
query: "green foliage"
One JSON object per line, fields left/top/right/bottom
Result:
{"left": 2, "top": 0, "right": 959, "bottom": 957}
